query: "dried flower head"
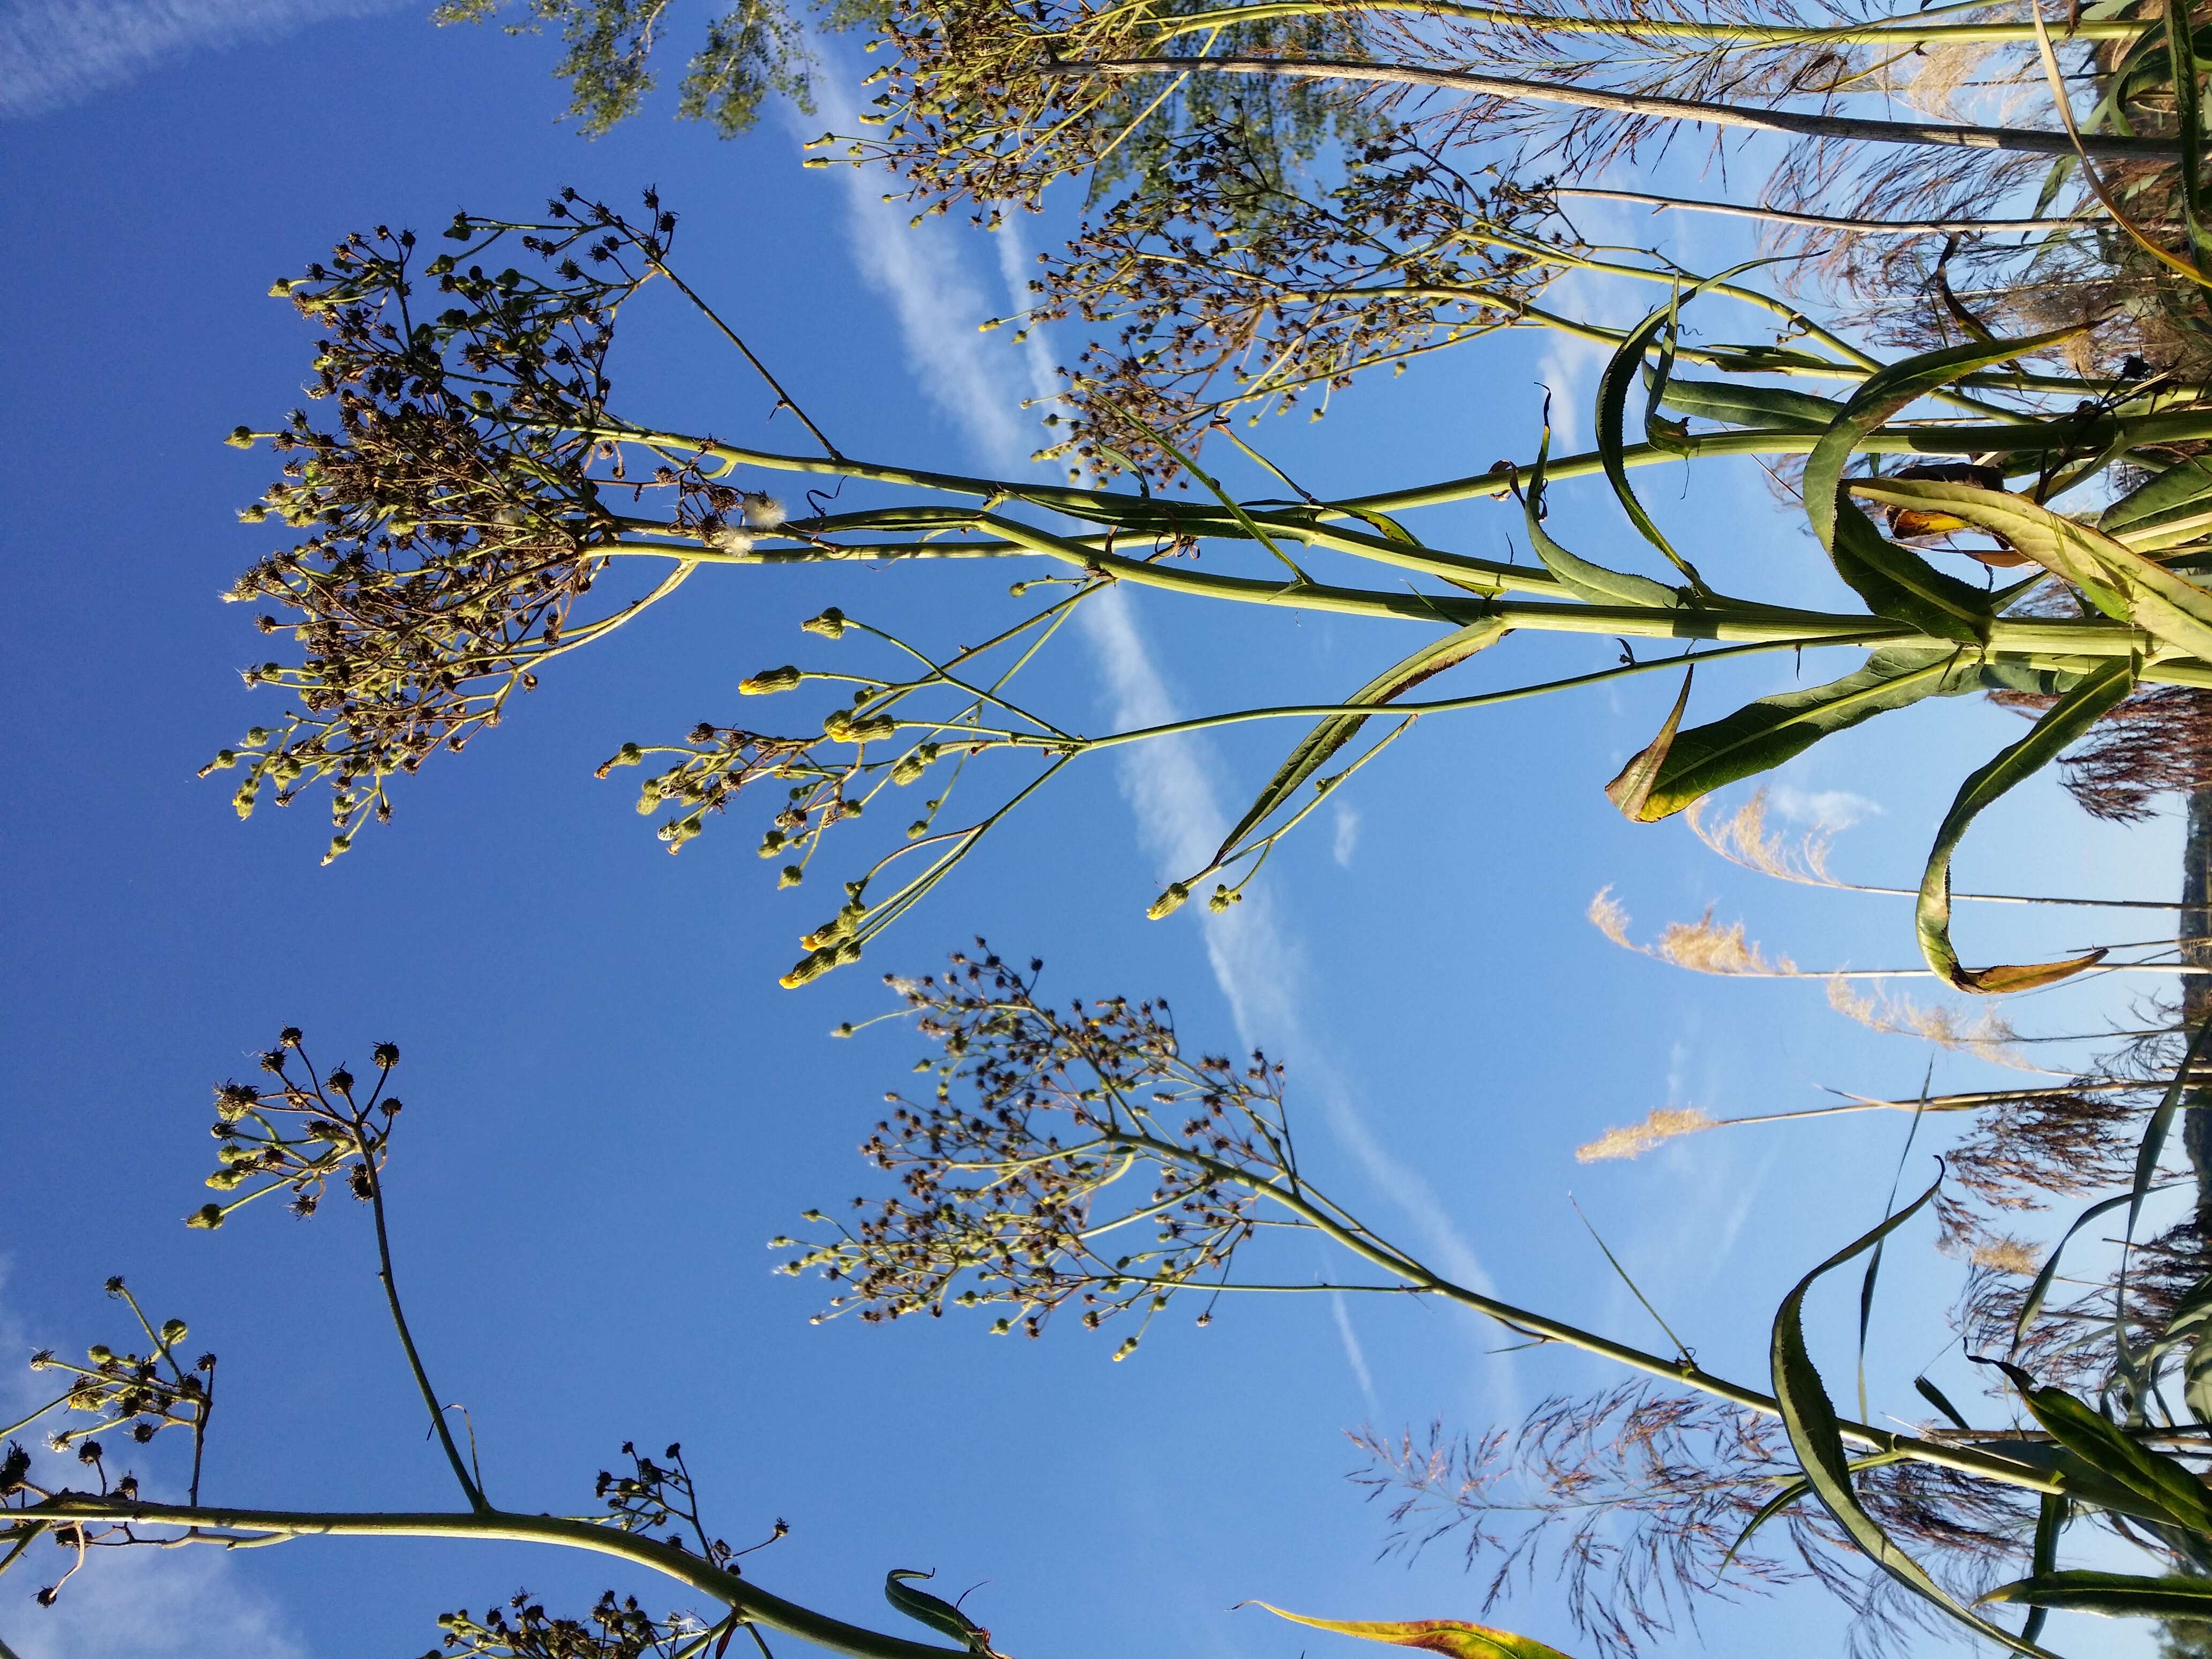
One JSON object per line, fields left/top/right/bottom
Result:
{"left": 786, "top": 948, "right": 1294, "bottom": 1350}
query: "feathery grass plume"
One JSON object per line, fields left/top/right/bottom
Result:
{"left": 1349, "top": 1388, "right": 2032, "bottom": 1659}
{"left": 1824, "top": 977, "right": 2025, "bottom": 1067}
{"left": 1587, "top": 889, "right": 1796, "bottom": 976}
{"left": 1687, "top": 790, "right": 1842, "bottom": 888}
{"left": 1574, "top": 1108, "right": 1718, "bottom": 1164}
{"left": 1969, "top": 1236, "right": 2043, "bottom": 1276}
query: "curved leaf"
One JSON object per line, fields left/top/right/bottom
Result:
{"left": 1212, "top": 618, "right": 1511, "bottom": 865}
{"left": 1984, "top": 1571, "right": 2212, "bottom": 1619}
{"left": 1654, "top": 376, "right": 1843, "bottom": 433}
{"left": 1802, "top": 326, "right": 2087, "bottom": 554}
{"left": 1595, "top": 266, "right": 1767, "bottom": 590}
{"left": 1828, "top": 495, "right": 1994, "bottom": 645}
{"left": 2001, "top": 1370, "right": 2212, "bottom": 1534}
{"left": 885, "top": 1571, "right": 992, "bottom": 1653}
{"left": 1604, "top": 667, "right": 1693, "bottom": 820}
{"left": 2102, "top": 454, "right": 2212, "bottom": 549}
{"left": 2016, "top": 1185, "right": 2183, "bottom": 1341}
{"left": 1523, "top": 426, "right": 1682, "bottom": 609}
{"left": 1771, "top": 1177, "right": 2060, "bottom": 1658}
{"left": 1632, "top": 646, "right": 1982, "bottom": 822}
{"left": 1917, "top": 656, "right": 2136, "bottom": 991}
{"left": 1247, "top": 1604, "right": 1574, "bottom": 1659}
{"left": 1853, "top": 475, "right": 2212, "bottom": 659}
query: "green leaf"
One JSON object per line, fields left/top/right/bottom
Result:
{"left": 2021, "top": 1494, "right": 2069, "bottom": 1646}
{"left": 1211, "top": 619, "right": 1511, "bottom": 865}
{"left": 1983, "top": 1570, "right": 2212, "bottom": 1620}
{"left": 1827, "top": 494, "right": 1994, "bottom": 646}
{"left": 1522, "top": 425, "right": 1683, "bottom": 609}
{"left": 1247, "top": 1604, "right": 1575, "bottom": 1659}
{"left": 1916, "top": 656, "right": 2136, "bottom": 991}
{"left": 2127, "top": 1015, "right": 2212, "bottom": 1245}
{"left": 2101, "top": 454, "right": 2212, "bottom": 549}
{"left": 1801, "top": 326, "right": 2087, "bottom": 554}
{"left": 1654, "top": 376, "right": 1844, "bottom": 432}
{"left": 1604, "top": 667, "right": 1693, "bottom": 820}
{"left": 1770, "top": 1176, "right": 2059, "bottom": 1658}
{"left": 885, "top": 1571, "right": 991, "bottom": 1653}
{"left": 1595, "top": 272, "right": 1768, "bottom": 591}
{"left": 1849, "top": 475, "right": 2212, "bottom": 647}
{"left": 1718, "top": 1476, "right": 1811, "bottom": 1576}
{"left": 2015, "top": 1377, "right": 2212, "bottom": 1534}
{"left": 1632, "top": 646, "right": 1980, "bottom": 822}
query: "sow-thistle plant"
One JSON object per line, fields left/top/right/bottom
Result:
{"left": 0, "top": 1024, "right": 1567, "bottom": 1659}
{"left": 219, "top": 185, "right": 2212, "bottom": 993}
{"left": 788, "top": 953, "right": 2212, "bottom": 1656}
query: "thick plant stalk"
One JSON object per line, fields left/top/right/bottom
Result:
{"left": 1044, "top": 56, "right": 2190, "bottom": 161}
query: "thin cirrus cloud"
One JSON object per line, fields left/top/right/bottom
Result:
{"left": 0, "top": 0, "right": 410, "bottom": 120}
{"left": 803, "top": 74, "right": 1512, "bottom": 1411}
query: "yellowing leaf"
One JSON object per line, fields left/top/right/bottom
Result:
{"left": 1248, "top": 1604, "right": 1575, "bottom": 1659}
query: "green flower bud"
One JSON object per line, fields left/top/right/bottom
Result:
{"left": 1146, "top": 883, "right": 1191, "bottom": 920}
{"left": 741, "top": 665, "right": 804, "bottom": 695}
{"left": 226, "top": 426, "right": 257, "bottom": 449}
{"left": 187, "top": 1205, "right": 225, "bottom": 1230}
{"left": 759, "top": 829, "right": 787, "bottom": 857}
{"left": 159, "top": 1319, "right": 188, "bottom": 1346}
{"left": 801, "top": 608, "right": 848, "bottom": 639}
{"left": 779, "top": 865, "right": 804, "bottom": 888}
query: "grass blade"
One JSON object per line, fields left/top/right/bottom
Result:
{"left": 1210, "top": 619, "right": 1510, "bottom": 866}
{"left": 1916, "top": 656, "right": 2136, "bottom": 991}
{"left": 1771, "top": 1176, "right": 2061, "bottom": 1658}
{"left": 1984, "top": 1571, "right": 2212, "bottom": 1619}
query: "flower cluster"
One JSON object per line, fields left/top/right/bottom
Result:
{"left": 428, "top": 1589, "right": 708, "bottom": 1659}
{"left": 1022, "top": 131, "right": 1562, "bottom": 481}
{"left": 188, "top": 1029, "right": 402, "bottom": 1230}
{"left": 781, "top": 949, "right": 1293, "bottom": 1354}
{"left": 209, "top": 191, "right": 767, "bottom": 859}
{"left": 23, "top": 1279, "right": 211, "bottom": 1461}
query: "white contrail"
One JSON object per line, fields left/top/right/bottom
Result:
{"left": 1, "top": 0, "right": 408, "bottom": 119}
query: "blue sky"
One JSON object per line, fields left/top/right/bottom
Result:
{"left": 0, "top": 4, "right": 2185, "bottom": 1657}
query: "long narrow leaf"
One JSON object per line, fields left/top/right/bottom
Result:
{"left": 1247, "top": 1605, "right": 1574, "bottom": 1659}
{"left": 1655, "top": 376, "right": 1843, "bottom": 432}
{"left": 1852, "top": 475, "right": 2212, "bottom": 657}
{"left": 1828, "top": 496, "right": 1994, "bottom": 644}
{"left": 1984, "top": 1571, "right": 2212, "bottom": 1619}
{"left": 1523, "top": 426, "right": 1683, "bottom": 609}
{"left": 1770, "top": 1176, "right": 2060, "bottom": 1658}
{"left": 1211, "top": 619, "right": 1510, "bottom": 865}
{"left": 1916, "top": 657, "right": 2136, "bottom": 992}
{"left": 1988, "top": 1362, "right": 2212, "bottom": 1534}
{"left": 2020, "top": 1494, "right": 2069, "bottom": 1647}
{"left": 1631, "top": 646, "right": 1980, "bottom": 823}
{"left": 1603, "top": 667, "right": 1693, "bottom": 820}
{"left": 1802, "top": 327, "right": 2087, "bottom": 554}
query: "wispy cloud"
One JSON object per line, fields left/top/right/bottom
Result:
{"left": 1331, "top": 1289, "right": 1381, "bottom": 1419}
{"left": 1331, "top": 804, "right": 1361, "bottom": 868}
{"left": 1, "top": 0, "right": 407, "bottom": 120}
{"left": 802, "top": 92, "right": 1509, "bottom": 1410}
